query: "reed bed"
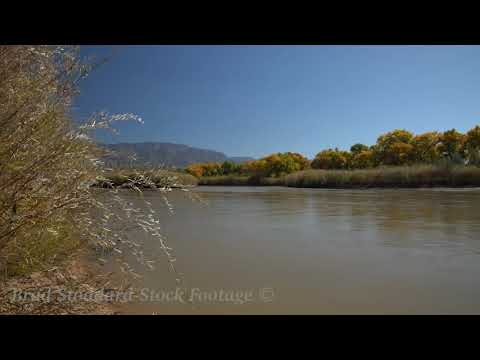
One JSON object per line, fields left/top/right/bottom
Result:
{"left": 284, "top": 165, "right": 480, "bottom": 188}
{"left": 198, "top": 175, "right": 284, "bottom": 186}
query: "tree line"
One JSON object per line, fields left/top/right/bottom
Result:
{"left": 186, "top": 126, "right": 480, "bottom": 178}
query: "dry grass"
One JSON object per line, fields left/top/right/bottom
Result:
{"left": 0, "top": 46, "right": 185, "bottom": 293}
{"left": 198, "top": 175, "right": 284, "bottom": 186}
{"left": 0, "top": 249, "right": 121, "bottom": 314}
{"left": 96, "top": 168, "right": 198, "bottom": 189}
{"left": 284, "top": 165, "right": 480, "bottom": 188}
{"left": 198, "top": 175, "right": 250, "bottom": 186}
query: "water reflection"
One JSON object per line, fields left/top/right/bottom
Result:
{"left": 200, "top": 187, "right": 480, "bottom": 252}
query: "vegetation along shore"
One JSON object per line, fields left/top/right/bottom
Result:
{"left": 178, "top": 126, "right": 480, "bottom": 188}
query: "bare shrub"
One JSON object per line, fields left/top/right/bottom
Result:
{"left": 0, "top": 45, "right": 190, "bottom": 282}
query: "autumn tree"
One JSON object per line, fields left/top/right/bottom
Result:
{"left": 238, "top": 152, "right": 309, "bottom": 178}
{"left": 221, "top": 161, "right": 240, "bottom": 175}
{"left": 311, "top": 148, "right": 351, "bottom": 170}
{"left": 241, "top": 159, "right": 269, "bottom": 177}
{"left": 464, "top": 125, "right": 480, "bottom": 165}
{"left": 374, "top": 129, "right": 414, "bottom": 166}
{"left": 203, "top": 163, "right": 224, "bottom": 176}
{"left": 262, "top": 152, "right": 310, "bottom": 177}
{"left": 437, "top": 129, "right": 466, "bottom": 161}
{"left": 350, "top": 143, "right": 369, "bottom": 156}
{"left": 350, "top": 150, "right": 375, "bottom": 169}
{"left": 412, "top": 131, "right": 440, "bottom": 164}
{"left": 185, "top": 163, "right": 205, "bottom": 178}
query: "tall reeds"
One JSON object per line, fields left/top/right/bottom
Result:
{"left": 284, "top": 165, "right": 480, "bottom": 188}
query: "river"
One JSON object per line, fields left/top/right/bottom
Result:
{"left": 108, "top": 186, "right": 480, "bottom": 314}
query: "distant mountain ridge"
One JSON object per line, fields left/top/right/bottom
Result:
{"left": 101, "top": 142, "right": 254, "bottom": 168}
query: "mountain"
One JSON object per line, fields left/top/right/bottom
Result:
{"left": 101, "top": 142, "right": 254, "bottom": 168}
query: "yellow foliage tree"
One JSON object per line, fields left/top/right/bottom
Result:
{"left": 374, "top": 129, "right": 414, "bottom": 165}
{"left": 311, "top": 148, "right": 351, "bottom": 169}
{"left": 412, "top": 132, "right": 440, "bottom": 163}
{"left": 350, "top": 150, "right": 374, "bottom": 169}
{"left": 241, "top": 159, "right": 268, "bottom": 177}
{"left": 437, "top": 129, "right": 466, "bottom": 160}
{"left": 263, "top": 152, "right": 310, "bottom": 177}
{"left": 238, "top": 152, "right": 309, "bottom": 178}
{"left": 464, "top": 125, "right": 480, "bottom": 165}
{"left": 185, "top": 163, "right": 205, "bottom": 178}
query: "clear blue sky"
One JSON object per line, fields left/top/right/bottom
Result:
{"left": 75, "top": 45, "right": 480, "bottom": 159}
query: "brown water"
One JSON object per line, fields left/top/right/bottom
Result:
{"left": 111, "top": 186, "right": 480, "bottom": 314}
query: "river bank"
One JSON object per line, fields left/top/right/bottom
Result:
{"left": 93, "top": 169, "right": 198, "bottom": 189}
{"left": 94, "top": 165, "right": 480, "bottom": 190}
{"left": 195, "top": 165, "right": 480, "bottom": 189}
{"left": 0, "top": 249, "right": 121, "bottom": 315}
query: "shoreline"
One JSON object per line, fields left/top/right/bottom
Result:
{"left": 195, "top": 166, "right": 480, "bottom": 189}
{"left": 92, "top": 182, "right": 480, "bottom": 190}
{"left": 95, "top": 182, "right": 480, "bottom": 191}
{"left": 0, "top": 249, "right": 122, "bottom": 315}
{"left": 197, "top": 184, "right": 480, "bottom": 189}
{"left": 95, "top": 165, "right": 480, "bottom": 190}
